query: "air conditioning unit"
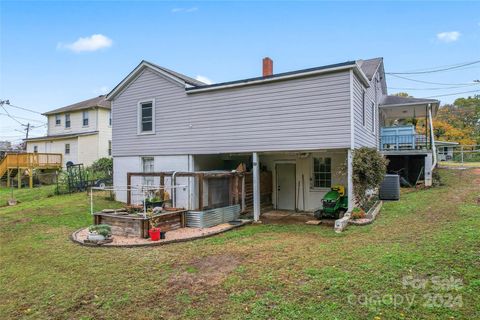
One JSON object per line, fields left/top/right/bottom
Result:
{"left": 379, "top": 174, "right": 400, "bottom": 200}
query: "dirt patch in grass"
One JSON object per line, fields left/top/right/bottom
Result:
{"left": 0, "top": 217, "right": 32, "bottom": 226}
{"left": 169, "top": 254, "right": 242, "bottom": 292}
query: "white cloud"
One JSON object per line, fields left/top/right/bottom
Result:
{"left": 195, "top": 75, "right": 213, "bottom": 85}
{"left": 58, "top": 34, "right": 113, "bottom": 52}
{"left": 436, "top": 31, "right": 461, "bottom": 43}
{"left": 94, "top": 86, "right": 110, "bottom": 95}
{"left": 172, "top": 7, "right": 198, "bottom": 13}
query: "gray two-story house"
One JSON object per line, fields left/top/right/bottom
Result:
{"left": 106, "top": 57, "right": 439, "bottom": 221}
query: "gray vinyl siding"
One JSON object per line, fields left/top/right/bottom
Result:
{"left": 112, "top": 68, "right": 352, "bottom": 156}
{"left": 352, "top": 72, "right": 381, "bottom": 148}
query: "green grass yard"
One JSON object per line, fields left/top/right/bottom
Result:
{"left": 0, "top": 169, "right": 479, "bottom": 319}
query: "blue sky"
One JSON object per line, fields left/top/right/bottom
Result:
{"left": 1, "top": 1, "right": 479, "bottom": 141}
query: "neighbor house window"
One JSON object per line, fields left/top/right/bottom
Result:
{"left": 108, "top": 111, "right": 112, "bottom": 126}
{"left": 65, "top": 143, "right": 70, "bottom": 154}
{"left": 55, "top": 114, "right": 61, "bottom": 126}
{"left": 371, "top": 101, "right": 376, "bottom": 133}
{"left": 362, "top": 90, "right": 366, "bottom": 126}
{"left": 312, "top": 157, "right": 331, "bottom": 188}
{"left": 33, "top": 146, "right": 38, "bottom": 153}
{"left": 142, "top": 157, "right": 155, "bottom": 186}
{"left": 108, "top": 140, "right": 112, "bottom": 156}
{"left": 138, "top": 100, "right": 155, "bottom": 134}
{"left": 82, "top": 111, "right": 89, "bottom": 126}
{"left": 65, "top": 114, "right": 71, "bottom": 128}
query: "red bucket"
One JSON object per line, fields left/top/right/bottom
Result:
{"left": 149, "top": 228, "right": 161, "bottom": 241}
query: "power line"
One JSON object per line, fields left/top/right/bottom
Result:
{"left": 421, "top": 90, "right": 480, "bottom": 99}
{"left": 3, "top": 101, "right": 43, "bottom": 115}
{"left": 387, "top": 74, "right": 478, "bottom": 86}
{"left": 387, "top": 60, "right": 480, "bottom": 75}
{"left": 1, "top": 105, "right": 26, "bottom": 126}
{"left": 388, "top": 83, "right": 479, "bottom": 91}
{"left": 0, "top": 112, "right": 46, "bottom": 124}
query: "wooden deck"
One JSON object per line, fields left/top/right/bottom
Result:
{"left": 0, "top": 152, "right": 62, "bottom": 188}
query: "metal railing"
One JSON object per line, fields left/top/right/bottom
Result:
{"left": 379, "top": 134, "right": 431, "bottom": 151}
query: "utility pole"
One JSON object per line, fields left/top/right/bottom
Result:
{"left": 24, "top": 123, "right": 30, "bottom": 150}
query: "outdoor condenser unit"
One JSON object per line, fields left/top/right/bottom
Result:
{"left": 379, "top": 174, "right": 400, "bottom": 200}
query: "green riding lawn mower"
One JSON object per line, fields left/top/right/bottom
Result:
{"left": 314, "top": 185, "right": 349, "bottom": 219}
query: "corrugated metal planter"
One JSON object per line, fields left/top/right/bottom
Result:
{"left": 186, "top": 205, "right": 241, "bottom": 228}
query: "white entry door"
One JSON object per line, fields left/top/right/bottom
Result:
{"left": 276, "top": 163, "right": 296, "bottom": 210}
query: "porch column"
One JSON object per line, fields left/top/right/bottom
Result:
{"left": 252, "top": 152, "right": 260, "bottom": 221}
{"left": 347, "top": 149, "right": 354, "bottom": 212}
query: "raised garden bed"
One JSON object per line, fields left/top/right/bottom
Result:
{"left": 93, "top": 210, "right": 187, "bottom": 238}
{"left": 186, "top": 204, "right": 241, "bottom": 228}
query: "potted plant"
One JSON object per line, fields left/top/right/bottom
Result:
{"left": 147, "top": 212, "right": 161, "bottom": 241}
{"left": 146, "top": 196, "right": 163, "bottom": 209}
{"left": 87, "top": 224, "right": 112, "bottom": 241}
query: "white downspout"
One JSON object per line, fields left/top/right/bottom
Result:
{"left": 428, "top": 105, "right": 437, "bottom": 169}
{"left": 252, "top": 152, "right": 260, "bottom": 222}
{"left": 171, "top": 171, "right": 178, "bottom": 208}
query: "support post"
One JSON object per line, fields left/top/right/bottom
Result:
{"left": 17, "top": 168, "right": 21, "bottom": 189}
{"left": 252, "top": 152, "right": 260, "bottom": 222}
{"left": 347, "top": 149, "right": 354, "bottom": 212}
{"left": 126, "top": 173, "right": 132, "bottom": 205}
{"left": 29, "top": 169, "right": 33, "bottom": 188}
{"left": 198, "top": 173, "right": 204, "bottom": 210}
{"left": 7, "top": 169, "right": 10, "bottom": 187}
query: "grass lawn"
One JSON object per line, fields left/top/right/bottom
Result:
{"left": 439, "top": 161, "right": 480, "bottom": 168}
{"left": 0, "top": 169, "right": 479, "bottom": 319}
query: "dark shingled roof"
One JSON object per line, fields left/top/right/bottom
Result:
{"left": 146, "top": 60, "right": 206, "bottom": 86}
{"left": 381, "top": 95, "right": 439, "bottom": 106}
{"left": 43, "top": 95, "right": 111, "bottom": 115}
{"left": 357, "top": 57, "right": 383, "bottom": 80}
{"left": 24, "top": 131, "right": 99, "bottom": 141}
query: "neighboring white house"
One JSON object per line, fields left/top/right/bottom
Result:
{"left": 106, "top": 58, "right": 440, "bottom": 220}
{"left": 25, "top": 96, "right": 112, "bottom": 167}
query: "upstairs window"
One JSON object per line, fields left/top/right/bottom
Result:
{"left": 108, "top": 111, "right": 112, "bottom": 126}
{"left": 311, "top": 157, "right": 331, "bottom": 189}
{"left": 65, "top": 114, "right": 71, "bottom": 128}
{"left": 33, "top": 146, "right": 38, "bottom": 153}
{"left": 138, "top": 100, "right": 155, "bottom": 134}
{"left": 55, "top": 114, "right": 61, "bottom": 126}
{"left": 65, "top": 143, "right": 70, "bottom": 154}
{"left": 83, "top": 111, "right": 89, "bottom": 126}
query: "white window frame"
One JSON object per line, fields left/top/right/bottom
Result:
{"left": 82, "top": 111, "right": 89, "bottom": 127}
{"left": 33, "top": 145, "right": 38, "bottom": 153}
{"left": 141, "top": 156, "right": 155, "bottom": 186}
{"left": 137, "top": 99, "right": 156, "bottom": 135}
{"left": 65, "top": 143, "right": 70, "bottom": 154}
{"left": 65, "top": 113, "right": 71, "bottom": 129}
{"left": 311, "top": 156, "right": 332, "bottom": 190}
{"left": 108, "top": 110, "right": 112, "bottom": 127}
{"left": 108, "top": 140, "right": 112, "bottom": 156}
{"left": 55, "top": 114, "right": 61, "bottom": 126}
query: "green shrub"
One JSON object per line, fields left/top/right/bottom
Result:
{"left": 352, "top": 147, "right": 388, "bottom": 207}
{"left": 88, "top": 224, "right": 112, "bottom": 237}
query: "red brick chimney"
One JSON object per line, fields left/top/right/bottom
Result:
{"left": 263, "top": 57, "right": 273, "bottom": 77}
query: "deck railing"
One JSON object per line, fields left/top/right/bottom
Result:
{"left": 1, "top": 152, "right": 62, "bottom": 170}
{"left": 379, "top": 134, "right": 431, "bottom": 151}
